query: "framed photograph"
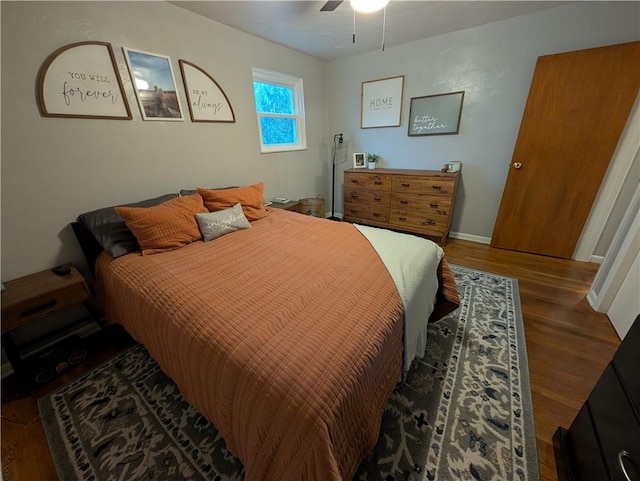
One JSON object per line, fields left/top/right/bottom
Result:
{"left": 123, "top": 48, "right": 183, "bottom": 121}
{"left": 361, "top": 75, "right": 404, "bottom": 129}
{"left": 37, "top": 41, "right": 132, "bottom": 120}
{"left": 408, "top": 91, "right": 465, "bottom": 136}
{"left": 353, "top": 152, "right": 366, "bottom": 168}
{"left": 179, "top": 60, "right": 235, "bottom": 123}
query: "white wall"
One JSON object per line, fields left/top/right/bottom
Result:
{"left": 1, "top": 1, "right": 329, "bottom": 281}
{"left": 327, "top": 1, "right": 640, "bottom": 241}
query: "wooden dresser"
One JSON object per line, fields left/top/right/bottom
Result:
{"left": 343, "top": 168, "right": 460, "bottom": 245}
{"left": 554, "top": 315, "right": 639, "bottom": 481}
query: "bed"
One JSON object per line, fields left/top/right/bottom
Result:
{"left": 72, "top": 184, "right": 459, "bottom": 481}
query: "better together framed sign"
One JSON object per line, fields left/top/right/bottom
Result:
{"left": 408, "top": 91, "right": 465, "bottom": 136}
{"left": 361, "top": 75, "right": 404, "bottom": 129}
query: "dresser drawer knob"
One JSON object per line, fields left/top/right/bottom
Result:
{"left": 350, "top": 194, "right": 359, "bottom": 199}
{"left": 430, "top": 202, "right": 439, "bottom": 208}
{"left": 374, "top": 181, "right": 382, "bottom": 185}
{"left": 420, "top": 219, "right": 436, "bottom": 226}
{"left": 351, "top": 179, "right": 359, "bottom": 184}
{"left": 373, "top": 213, "right": 380, "bottom": 217}
{"left": 432, "top": 185, "right": 442, "bottom": 190}
{"left": 398, "top": 216, "right": 406, "bottom": 221}
{"left": 374, "top": 197, "right": 381, "bottom": 201}
{"left": 401, "top": 182, "right": 410, "bottom": 188}
{"left": 618, "top": 450, "right": 634, "bottom": 481}
{"left": 400, "top": 200, "right": 408, "bottom": 205}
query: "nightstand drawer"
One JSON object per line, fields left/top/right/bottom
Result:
{"left": 391, "top": 193, "right": 451, "bottom": 215}
{"left": 344, "top": 202, "right": 390, "bottom": 223}
{"left": 344, "top": 188, "right": 390, "bottom": 207}
{"left": 2, "top": 283, "right": 90, "bottom": 331}
{"left": 344, "top": 172, "right": 392, "bottom": 191}
{"left": 392, "top": 176, "right": 456, "bottom": 195}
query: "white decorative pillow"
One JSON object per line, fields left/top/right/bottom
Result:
{"left": 195, "top": 203, "right": 251, "bottom": 241}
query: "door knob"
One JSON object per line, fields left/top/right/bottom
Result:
{"left": 513, "top": 162, "right": 522, "bottom": 169}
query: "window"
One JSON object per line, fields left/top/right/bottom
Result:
{"left": 252, "top": 68, "right": 307, "bottom": 153}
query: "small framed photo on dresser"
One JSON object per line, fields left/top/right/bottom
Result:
{"left": 353, "top": 153, "right": 366, "bottom": 168}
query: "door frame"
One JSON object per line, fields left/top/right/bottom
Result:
{"left": 575, "top": 93, "right": 640, "bottom": 262}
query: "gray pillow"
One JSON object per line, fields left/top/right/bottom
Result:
{"left": 180, "top": 186, "right": 239, "bottom": 196}
{"left": 195, "top": 203, "right": 251, "bottom": 241}
{"left": 77, "top": 193, "right": 178, "bottom": 257}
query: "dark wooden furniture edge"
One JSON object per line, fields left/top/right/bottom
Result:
{"left": 553, "top": 426, "right": 576, "bottom": 481}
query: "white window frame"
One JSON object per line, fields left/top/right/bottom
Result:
{"left": 252, "top": 67, "right": 307, "bottom": 153}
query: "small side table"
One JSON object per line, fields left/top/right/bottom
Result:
{"left": 269, "top": 200, "right": 301, "bottom": 213}
{"left": 1, "top": 263, "right": 93, "bottom": 393}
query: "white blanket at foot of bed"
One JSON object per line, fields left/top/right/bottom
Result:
{"left": 355, "top": 224, "right": 444, "bottom": 371}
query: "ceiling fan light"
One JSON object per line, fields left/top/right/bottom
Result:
{"left": 350, "top": 0, "right": 389, "bottom": 13}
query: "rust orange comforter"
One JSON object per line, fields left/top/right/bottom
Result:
{"left": 96, "top": 209, "right": 446, "bottom": 481}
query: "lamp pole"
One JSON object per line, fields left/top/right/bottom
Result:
{"left": 330, "top": 133, "right": 343, "bottom": 221}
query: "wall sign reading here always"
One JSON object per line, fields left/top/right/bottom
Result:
{"left": 179, "top": 60, "right": 235, "bottom": 123}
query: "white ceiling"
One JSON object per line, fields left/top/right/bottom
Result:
{"left": 170, "top": 1, "right": 567, "bottom": 60}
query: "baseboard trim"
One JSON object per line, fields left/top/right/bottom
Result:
{"left": 1, "top": 320, "right": 102, "bottom": 380}
{"left": 449, "top": 231, "right": 492, "bottom": 244}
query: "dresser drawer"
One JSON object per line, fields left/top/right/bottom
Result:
{"left": 392, "top": 175, "right": 456, "bottom": 196}
{"left": 344, "top": 202, "right": 389, "bottom": 223}
{"left": 389, "top": 209, "right": 448, "bottom": 232}
{"left": 391, "top": 193, "right": 451, "bottom": 215}
{"left": 344, "top": 188, "right": 391, "bottom": 207}
{"left": 2, "top": 283, "right": 91, "bottom": 331}
{"left": 344, "top": 171, "right": 392, "bottom": 191}
{"left": 568, "top": 406, "right": 610, "bottom": 481}
{"left": 586, "top": 364, "right": 640, "bottom": 481}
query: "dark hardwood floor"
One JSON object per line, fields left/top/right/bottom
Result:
{"left": 1, "top": 238, "right": 621, "bottom": 481}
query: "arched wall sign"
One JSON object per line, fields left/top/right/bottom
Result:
{"left": 179, "top": 60, "right": 236, "bottom": 123}
{"left": 37, "top": 41, "right": 132, "bottom": 120}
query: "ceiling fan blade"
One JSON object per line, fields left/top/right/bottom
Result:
{"left": 320, "top": 1, "right": 343, "bottom": 12}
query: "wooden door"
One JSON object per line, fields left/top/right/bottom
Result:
{"left": 491, "top": 41, "right": 640, "bottom": 258}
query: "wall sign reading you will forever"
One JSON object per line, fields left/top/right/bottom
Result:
{"left": 37, "top": 41, "right": 132, "bottom": 120}
{"left": 408, "top": 91, "right": 465, "bottom": 136}
{"left": 179, "top": 60, "right": 235, "bottom": 123}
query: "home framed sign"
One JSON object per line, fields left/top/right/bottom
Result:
{"left": 361, "top": 75, "right": 404, "bottom": 129}
{"left": 408, "top": 91, "right": 465, "bottom": 136}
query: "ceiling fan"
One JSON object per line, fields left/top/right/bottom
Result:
{"left": 320, "top": 0, "right": 391, "bottom": 50}
{"left": 320, "top": 0, "right": 343, "bottom": 11}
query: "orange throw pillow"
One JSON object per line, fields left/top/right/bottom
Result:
{"left": 198, "top": 183, "right": 268, "bottom": 221}
{"left": 115, "top": 194, "right": 208, "bottom": 255}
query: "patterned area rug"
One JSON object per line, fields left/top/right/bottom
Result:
{"left": 39, "top": 265, "right": 539, "bottom": 481}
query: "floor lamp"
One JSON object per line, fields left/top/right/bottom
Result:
{"left": 330, "top": 133, "right": 345, "bottom": 221}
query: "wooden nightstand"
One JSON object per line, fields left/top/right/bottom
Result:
{"left": 269, "top": 200, "right": 301, "bottom": 212}
{"left": 1, "top": 263, "right": 94, "bottom": 393}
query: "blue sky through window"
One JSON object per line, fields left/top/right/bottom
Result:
{"left": 260, "top": 117, "right": 297, "bottom": 145}
{"left": 253, "top": 82, "right": 293, "bottom": 114}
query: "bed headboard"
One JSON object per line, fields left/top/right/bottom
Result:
{"left": 71, "top": 221, "right": 104, "bottom": 274}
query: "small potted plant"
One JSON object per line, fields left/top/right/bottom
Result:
{"left": 366, "top": 153, "right": 380, "bottom": 170}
